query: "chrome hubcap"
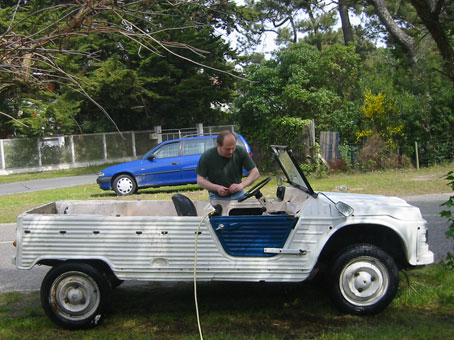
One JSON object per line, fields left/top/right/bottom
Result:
{"left": 50, "top": 271, "right": 100, "bottom": 320}
{"left": 116, "top": 177, "right": 133, "bottom": 194}
{"left": 339, "top": 256, "right": 388, "bottom": 306}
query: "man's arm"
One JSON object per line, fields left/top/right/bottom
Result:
{"left": 228, "top": 167, "right": 260, "bottom": 194}
{"left": 197, "top": 174, "right": 230, "bottom": 196}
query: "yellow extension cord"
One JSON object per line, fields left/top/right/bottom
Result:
{"left": 194, "top": 211, "right": 213, "bottom": 340}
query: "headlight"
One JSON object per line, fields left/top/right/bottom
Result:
{"left": 98, "top": 172, "right": 105, "bottom": 177}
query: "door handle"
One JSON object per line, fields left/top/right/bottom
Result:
{"left": 172, "top": 162, "right": 178, "bottom": 165}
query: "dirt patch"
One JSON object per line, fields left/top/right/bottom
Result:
{"left": 411, "top": 175, "right": 437, "bottom": 181}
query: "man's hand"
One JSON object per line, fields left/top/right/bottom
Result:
{"left": 217, "top": 185, "right": 230, "bottom": 196}
{"left": 228, "top": 183, "right": 244, "bottom": 194}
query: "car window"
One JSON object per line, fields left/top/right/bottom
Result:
{"left": 236, "top": 138, "right": 245, "bottom": 148}
{"left": 207, "top": 136, "right": 245, "bottom": 148}
{"left": 183, "top": 139, "right": 210, "bottom": 156}
{"left": 153, "top": 142, "right": 180, "bottom": 159}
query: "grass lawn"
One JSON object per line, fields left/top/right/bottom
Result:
{"left": 1, "top": 163, "right": 454, "bottom": 339}
{"left": 0, "top": 162, "right": 453, "bottom": 223}
{"left": 1, "top": 264, "right": 453, "bottom": 340}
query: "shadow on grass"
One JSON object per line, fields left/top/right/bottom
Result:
{"left": 107, "top": 280, "right": 339, "bottom": 338}
{"left": 90, "top": 184, "right": 204, "bottom": 198}
{"left": 2, "top": 267, "right": 454, "bottom": 339}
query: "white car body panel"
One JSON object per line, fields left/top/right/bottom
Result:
{"left": 13, "top": 192, "right": 433, "bottom": 282}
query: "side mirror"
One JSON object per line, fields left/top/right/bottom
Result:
{"left": 335, "top": 201, "right": 354, "bottom": 217}
{"left": 147, "top": 155, "right": 156, "bottom": 161}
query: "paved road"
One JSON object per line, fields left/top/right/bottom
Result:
{"left": 0, "top": 174, "right": 98, "bottom": 196}
{"left": 1, "top": 192, "right": 452, "bottom": 293}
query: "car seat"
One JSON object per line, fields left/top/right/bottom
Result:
{"left": 171, "top": 193, "right": 198, "bottom": 216}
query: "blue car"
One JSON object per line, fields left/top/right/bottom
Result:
{"left": 97, "top": 134, "right": 253, "bottom": 195}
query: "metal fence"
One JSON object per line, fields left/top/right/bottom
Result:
{"left": 0, "top": 124, "right": 237, "bottom": 175}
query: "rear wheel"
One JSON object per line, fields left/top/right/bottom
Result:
{"left": 113, "top": 174, "right": 137, "bottom": 196}
{"left": 329, "top": 244, "right": 399, "bottom": 315}
{"left": 40, "top": 262, "right": 112, "bottom": 329}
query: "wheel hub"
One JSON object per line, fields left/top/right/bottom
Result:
{"left": 353, "top": 271, "right": 375, "bottom": 293}
{"left": 67, "top": 287, "right": 85, "bottom": 305}
{"left": 340, "top": 257, "right": 388, "bottom": 306}
{"left": 51, "top": 271, "right": 100, "bottom": 319}
{"left": 117, "top": 178, "right": 133, "bottom": 194}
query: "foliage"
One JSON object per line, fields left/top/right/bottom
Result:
{"left": 12, "top": 93, "right": 80, "bottom": 137}
{"left": 235, "top": 43, "right": 362, "bottom": 168}
{"left": 0, "top": 0, "right": 239, "bottom": 136}
{"left": 442, "top": 171, "right": 454, "bottom": 269}
{"left": 357, "top": 89, "right": 404, "bottom": 151}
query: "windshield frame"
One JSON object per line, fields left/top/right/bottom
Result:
{"left": 271, "top": 145, "right": 316, "bottom": 197}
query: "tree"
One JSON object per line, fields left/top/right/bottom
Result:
{"left": 365, "top": 0, "right": 417, "bottom": 67}
{"left": 0, "top": 0, "right": 240, "bottom": 136}
{"left": 409, "top": 0, "right": 454, "bottom": 81}
{"left": 362, "top": 0, "right": 454, "bottom": 81}
{"left": 235, "top": 42, "right": 362, "bottom": 149}
{"left": 244, "top": 0, "right": 339, "bottom": 51}
{"left": 338, "top": 0, "right": 355, "bottom": 45}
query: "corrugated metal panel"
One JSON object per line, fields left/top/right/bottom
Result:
{"left": 16, "top": 211, "right": 334, "bottom": 282}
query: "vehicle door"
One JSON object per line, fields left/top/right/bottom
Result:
{"left": 178, "top": 138, "right": 215, "bottom": 184}
{"left": 138, "top": 141, "right": 182, "bottom": 186}
{"left": 209, "top": 215, "right": 297, "bottom": 257}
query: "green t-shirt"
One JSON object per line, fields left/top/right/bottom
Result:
{"left": 196, "top": 146, "right": 256, "bottom": 193}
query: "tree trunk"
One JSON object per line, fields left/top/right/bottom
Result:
{"left": 338, "top": 0, "right": 354, "bottom": 45}
{"left": 367, "top": 0, "right": 416, "bottom": 67}
{"left": 410, "top": 0, "right": 454, "bottom": 81}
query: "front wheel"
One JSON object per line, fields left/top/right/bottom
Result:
{"left": 113, "top": 174, "right": 137, "bottom": 196}
{"left": 40, "top": 262, "right": 112, "bottom": 329}
{"left": 329, "top": 244, "right": 399, "bottom": 315}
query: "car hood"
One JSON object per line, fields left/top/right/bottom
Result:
{"left": 101, "top": 159, "right": 143, "bottom": 175}
{"left": 321, "top": 192, "right": 423, "bottom": 221}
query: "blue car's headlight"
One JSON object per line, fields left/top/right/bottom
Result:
{"left": 98, "top": 172, "right": 105, "bottom": 177}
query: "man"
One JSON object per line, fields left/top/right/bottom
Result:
{"left": 196, "top": 130, "right": 260, "bottom": 200}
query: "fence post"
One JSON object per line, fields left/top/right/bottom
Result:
{"left": 0, "top": 140, "right": 4, "bottom": 170}
{"left": 309, "top": 120, "right": 316, "bottom": 159}
{"left": 102, "top": 133, "right": 107, "bottom": 160}
{"left": 415, "top": 141, "right": 420, "bottom": 170}
{"left": 37, "top": 138, "right": 42, "bottom": 167}
{"left": 69, "top": 136, "right": 75, "bottom": 164}
{"left": 154, "top": 126, "right": 162, "bottom": 144}
{"left": 196, "top": 123, "right": 203, "bottom": 136}
{"left": 131, "top": 131, "right": 136, "bottom": 158}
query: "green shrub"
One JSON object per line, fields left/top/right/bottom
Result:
{"left": 442, "top": 170, "right": 454, "bottom": 269}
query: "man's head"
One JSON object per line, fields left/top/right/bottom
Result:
{"left": 217, "top": 130, "right": 236, "bottom": 158}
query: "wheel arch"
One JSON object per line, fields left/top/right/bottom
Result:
{"left": 111, "top": 172, "right": 137, "bottom": 186}
{"left": 317, "top": 223, "right": 409, "bottom": 270}
{"left": 39, "top": 259, "right": 118, "bottom": 280}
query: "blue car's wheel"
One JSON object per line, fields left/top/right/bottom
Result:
{"left": 113, "top": 174, "right": 137, "bottom": 196}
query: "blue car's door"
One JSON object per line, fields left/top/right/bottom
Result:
{"left": 178, "top": 138, "right": 215, "bottom": 183}
{"left": 137, "top": 142, "right": 183, "bottom": 186}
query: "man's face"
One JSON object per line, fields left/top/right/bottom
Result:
{"left": 217, "top": 134, "right": 236, "bottom": 158}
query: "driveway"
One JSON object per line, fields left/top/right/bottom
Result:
{"left": 0, "top": 174, "right": 98, "bottom": 196}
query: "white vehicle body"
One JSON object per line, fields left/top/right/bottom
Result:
{"left": 12, "top": 146, "right": 434, "bottom": 329}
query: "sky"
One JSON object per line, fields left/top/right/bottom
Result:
{"left": 223, "top": 0, "right": 364, "bottom": 58}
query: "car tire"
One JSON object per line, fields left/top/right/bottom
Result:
{"left": 113, "top": 174, "right": 137, "bottom": 196}
{"left": 40, "top": 262, "right": 112, "bottom": 329}
{"left": 329, "top": 244, "right": 399, "bottom": 315}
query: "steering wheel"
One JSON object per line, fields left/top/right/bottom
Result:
{"left": 237, "top": 177, "right": 271, "bottom": 202}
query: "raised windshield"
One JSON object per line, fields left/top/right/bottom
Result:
{"left": 271, "top": 146, "right": 315, "bottom": 196}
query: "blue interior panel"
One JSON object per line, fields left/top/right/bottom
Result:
{"left": 210, "top": 215, "right": 297, "bottom": 257}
